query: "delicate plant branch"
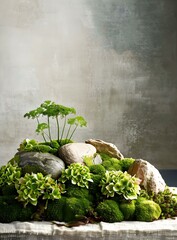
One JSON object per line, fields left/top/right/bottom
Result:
{"left": 60, "top": 116, "right": 67, "bottom": 143}
{"left": 24, "top": 100, "right": 87, "bottom": 147}
{"left": 56, "top": 116, "right": 60, "bottom": 142}
{"left": 47, "top": 116, "right": 52, "bottom": 142}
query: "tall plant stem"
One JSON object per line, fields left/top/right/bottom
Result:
{"left": 47, "top": 116, "right": 52, "bottom": 142}
{"left": 60, "top": 116, "right": 67, "bottom": 142}
{"left": 68, "top": 125, "right": 78, "bottom": 142}
{"left": 64, "top": 124, "right": 72, "bottom": 144}
{"left": 56, "top": 116, "right": 60, "bottom": 142}
{"left": 36, "top": 118, "right": 47, "bottom": 142}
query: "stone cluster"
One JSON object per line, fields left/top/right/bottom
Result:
{"left": 17, "top": 139, "right": 166, "bottom": 194}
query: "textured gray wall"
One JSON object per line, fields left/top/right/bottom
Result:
{"left": 0, "top": 0, "right": 177, "bottom": 169}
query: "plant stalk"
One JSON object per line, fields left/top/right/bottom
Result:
{"left": 47, "top": 116, "right": 52, "bottom": 142}
{"left": 68, "top": 125, "right": 78, "bottom": 142}
{"left": 56, "top": 116, "right": 60, "bottom": 143}
{"left": 64, "top": 124, "right": 72, "bottom": 144}
{"left": 60, "top": 116, "right": 67, "bottom": 142}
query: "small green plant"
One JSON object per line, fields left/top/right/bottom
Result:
{"left": 100, "top": 170, "right": 141, "bottom": 200}
{"left": 24, "top": 100, "right": 87, "bottom": 146}
{"left": 15, "top": 172, "right": 65, "bottom": 207}
{"left": 0, "top": 162, "right": 21, "bottom": 188}
{"left": 60, "top": 163, "right": 93, "bottom": 189}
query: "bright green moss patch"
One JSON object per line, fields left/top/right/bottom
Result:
{"left": 96, "top": 200, "right": 124, "bottom": 223}
{"left": 119, "top": 200, "right": 136, "bottom": 220}
{"left": 135, "top": 198, "right": 161, "bottom": 222}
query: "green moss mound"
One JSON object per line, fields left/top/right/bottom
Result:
{"left": 120, "top": 158, "right": 135, "bottom": 171}
{"left": 119, "top": 200, "right": 136, "bottom": 220}
{"left": 135, "top": 198, "right": 161, "bottom": 222}
{"left": 45, "top": 197, "right": 67, "bottom": 221}
{"left": 65, "top": 185, "right": 93, "bottom": 202}
{"left": 64, "top": 197, "right": 92, "bottom": 222}
{"left": 0, "top": 196, "right": 35, "bottom": 223}
{"left": 89, "top": 164, "right": 106, "bottom": 175}
{"left": 100, "top": 153, "right": 122, "bottom": 171}
{"left": 96, "top": 200, "right": 124, "bottom": 223}
{"left": 1, "top": 184, "right": 17, "bottom": 196}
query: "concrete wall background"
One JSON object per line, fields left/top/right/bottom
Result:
{"left": 0, "top": 0, "right": 177, "bottom": 169}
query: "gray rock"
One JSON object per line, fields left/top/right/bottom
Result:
{"left": 58, "top": 143, "right": 96, "bottom": 165}
{"left": 128, "top": 159, "right": 166, "bottom": 194}
{"left": 18, "top": 151, "right": 65, "bottom": 179}
{"left": 85, "top": 139, "right": 124, "bottom": 159}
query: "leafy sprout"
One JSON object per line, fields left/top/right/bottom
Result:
{"left": 24, "top": 100, "right": 87, "bottom": 146}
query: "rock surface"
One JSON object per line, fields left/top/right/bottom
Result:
{"left": 85, "top": 139, "right": 124, "bottom": 159}
{"left": 58, "top": 143, "right": 97, "bottom": 165}
{"left": 128, "top": 159, "right": 166, "bottom": 194}
{"left": 18, "top": 151, "right": 65, "bottom": 179}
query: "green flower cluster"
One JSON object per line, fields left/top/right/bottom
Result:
{"left": 0, "top": 162, "right": 21, "bottom": 187}
{"left": 15, "top": 172, "right": 64, "bottom": 207}
{"left": 60, "top": 163, "right": 93, "bottom": 188}
{"left": 100, "top": 170, "right": 141, "bottom": 200}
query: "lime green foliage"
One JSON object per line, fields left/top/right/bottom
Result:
{"left": 24, "top": 100, "right": 87, "bottom": 146}
{"left": 96, "top": 200, "right": 124, "bottom": 222}
{"left": 45, "top": 197, "right": 67, "bottom": 221}
{"left": 60, "top": 163, "right": 93, "bottom": 189}
{"left": 89, "top": 164, "right": 106, "bottom": 175}
{"left": 0, "top": 162, "right": 21, "bottom": 188}
{"left": 135, "top": 198, "right": 161, "bottom": 221}
{"left": 0, "top": 196, "right": 35, "bottom": 223}
{"left": 119, "top": 200, "right": 136, "bottom": 220}
{"left": 100, "top": 170, "right": 141, "bottom": 200}
{"left": 64, "top": 197, "right": 92, "bottom": 222}
{"left": 120, "top": 158, "right": 135, "bottom": 172}
{"left": 100, "top": 153, "right": 122, "bottom": 171}
{"left": 15, "top": 172, "right": 64, "bottom": 207}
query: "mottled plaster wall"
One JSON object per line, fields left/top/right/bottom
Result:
{"left": 0, "top": 0, "right": 177, "bottom": 169}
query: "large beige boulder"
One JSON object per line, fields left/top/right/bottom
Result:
{"left": 58, "top": 143, "right": 96, "bottom": 165}
{"left": 128, "top": 159, "right": 166, "bottom": 194}
{"left": 85, "top": 139, "right": 124, "bottom": 159}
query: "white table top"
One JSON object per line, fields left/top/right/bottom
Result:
{"left": 0, "top": 218, "right": 177, "bottom": 240}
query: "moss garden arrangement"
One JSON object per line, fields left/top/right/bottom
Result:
{"left": 0, "top": 100, "right": 177, "bottom": 226}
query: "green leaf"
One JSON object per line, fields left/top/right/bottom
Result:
{"left": 68, "top": 116, "right": 87, "bottom": 127}
{"left": 36, "top": 123, "right": 49, "bottom": 134}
